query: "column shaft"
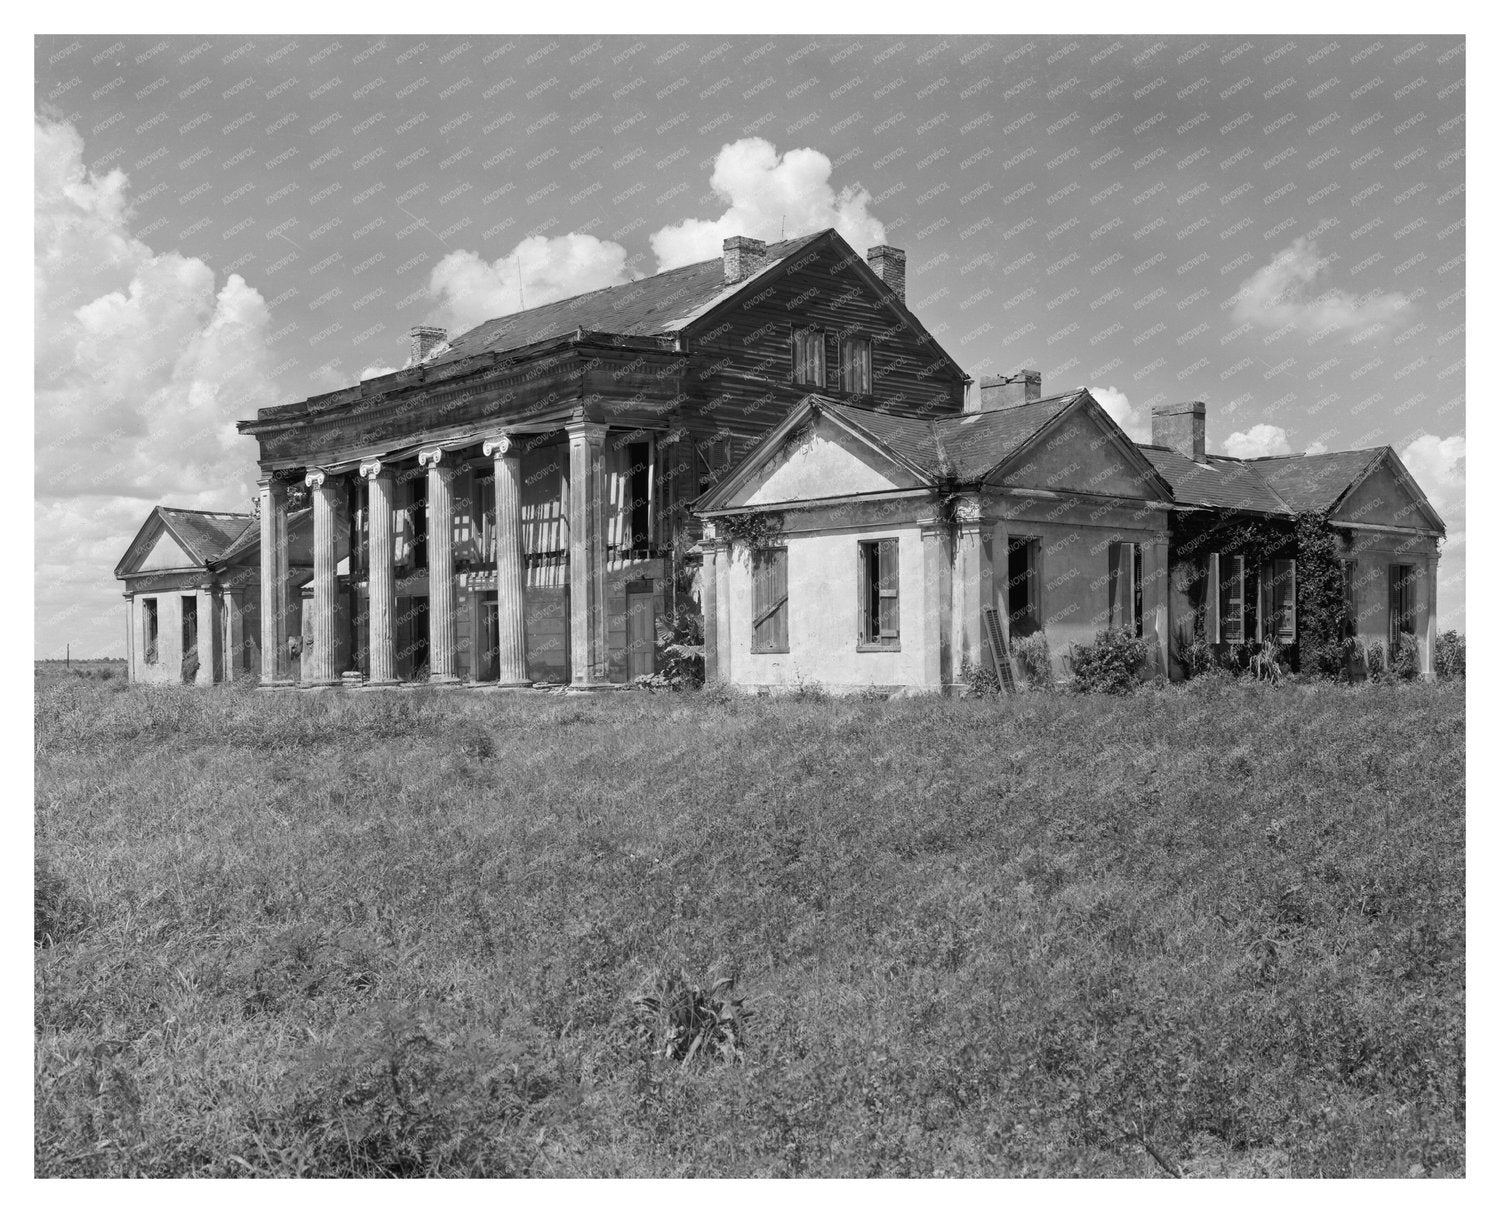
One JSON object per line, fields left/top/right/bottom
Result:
{"left": 362, "top": 461, "right": 399, "bottom": 684}
{"left": 304, "top": 470, "right": 341, "bottom": 686}
{"left": 420, "top": 449, "right": 460, "bottom": 684}
{"left": 566, "top": 422, "right": 610, "bottom": 686}
{"left": 258, "top": 477, "right": 291, "bottom": 686}
{"left": 1146, "top": 533, "right": 1171, "bottom": 678}
{"left": 1421, "top": 553, "right": 1439, "bottom": 681}
{"left": 485, "top": 435, "right": 531, "bottom": 685}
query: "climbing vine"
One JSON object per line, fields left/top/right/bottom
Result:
{"left": 1294, "top": 512, "right": 1354, "bottom": 677}
{"left": 716, "top": 510, "right": 786, "bottom": 561}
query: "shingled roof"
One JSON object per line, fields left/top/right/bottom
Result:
{"left": 1247, "top": 449, "right": 1388, "bottom": 513}
{"left": 157, "top": 508, "right": 256, "bottom": 565}
{"left": 431, "top": 230, "right": 828, "bottom": 365}
{"left": 1139, "top": 447, "right": 1293, "bottom": 515}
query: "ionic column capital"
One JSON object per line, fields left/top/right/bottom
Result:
{"left": 358, "top": 457, "right": 387, "bottom": 480}
{"left": 482, "top": 433, "right": 518, "bottom": 459}
{"left": 417, "top": 447, "right": 447, "bottom": 469}
{"left": 305, "top": 467, "right": 331, "bottom": 491}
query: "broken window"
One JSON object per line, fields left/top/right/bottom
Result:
{"left": 751, "top": 547, "right": 789, "bottom": 653}
{"left": 142, "top": 598, "right": 158, "bottom": 664}
{"left": 1007, "top": 538, "right": 1040, "bottom": 637}
{"left": 1108, "top": 542, "right": 1142, "bottom": 637}
{"left": 858, "top": 538, "right": 900, "bottom": 649}
{"left": 1389, "top": 563, "right": 1416, "bottom": 648}
{"left": 792, "top": 327, "right": 825, "bottom": 387}
{"left": 628, "top": 440, "right": 652, "bottom": 552}
{"left": 840, "top": 336, "right": 872, "bottom": 395}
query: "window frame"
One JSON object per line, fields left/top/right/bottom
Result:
{"left": 839, "top": 334, "right": 873, "bottom": 396}
{"left": 750, "top": 545, "right": 790, "bottom": 654}
{"left": 1266, "top": 557, "right": 1297, "bottom": 642}
{"left": 791, "top": 326, "right": 826, "bottom": 388}
{"left": 857, "top": 538, "right": 901, "bottom": 651}
{"left": 142, "top": 597, "right": 159, "bottom": 665}
{"left": 1389, "top": 562, "right": 1415, "bottom": 649}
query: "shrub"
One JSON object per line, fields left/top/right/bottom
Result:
{"left": 1012, "top": 632, "right": 1053, "bottom": 689}
{"left": 1435, "top": 631, "right": 1465, "bottom": 680}
{"left": 1392, "top": 633, "right": 1422, "bottom": 682}
{"left": 960, "top": 657, "right": 1004, "bottom": 698}
{"left": 654, "top": 606, "right": 705, "bottom": 690}
{"left": 632, "top": 967, "right": 752, "bottom": 1065}
{"left": 1172, "top": 622, "right": 1218, "bottom": 680}
{"left": 1363, "top": 640, "right": 1387, "bottom": 680}
{"left": 1069, "top": 630, "right": 1152, "bottom": 695}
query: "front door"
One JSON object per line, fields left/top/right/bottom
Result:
{"left": 625, "top": 584, "right": 655, "bottom": 680}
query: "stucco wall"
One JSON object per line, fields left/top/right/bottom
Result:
{"left": 724, "top": 520, "right": 936, "bottom": 692}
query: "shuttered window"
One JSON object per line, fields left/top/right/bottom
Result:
{"left": 1267, "top": 558, "right": 1297, "bottom": 641}
{"left": 1108, "top": 542, "right": 1139, "bottom": 636}
{"left": 1389, "top": 563, "right": 1415, "bottom": 648}
{"left": 751, "top": 547, "right": 789, "bottom": 653}
{"left": 840, "top": 336, "right": 872, "bottom": 395}
{"left": 1218, "top": 554, "right": 1245, "bottom": 644}
{"left": 792, "top": 327, "right": 825, "bottom": 386}
{"left": 143, "top": 598, "right": 159, "bottom": 664}
{"left": 858, "top": 539, "right": 900, "bottom": 649}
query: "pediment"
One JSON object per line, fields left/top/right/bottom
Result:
{"left": 1332, "top": 454, "right": 1445, "bottom": 532}
{"left": 993, "top": 401, "right": 1164, "bottom": 500}
{"left": 728, "top": 414, "right": 925, "bottom": 509}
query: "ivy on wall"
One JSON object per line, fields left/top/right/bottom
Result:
{"left": 1294, "top": 512, "right": 1354, "bottom": 676}
{"left": 716, "top": 510, "right": 786, "bottom": 561}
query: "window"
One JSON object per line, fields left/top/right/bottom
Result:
{"left": 858, "top": 539, "right": 900, "bottom": 649}
{"left": 840, "top": 336, "right": 872, "bottom": 395}
{"left": 792, "top": 327, "right": 825, "bottom": 387}
{"left": 751, "top": 547, "right": 789, "bottom": 653}
{"left": 1266, "top": 558, "right": 1297, "bottom": 642}
{"left": 1007, "top": 538, "right": 1040, "bottom": 637}
{"left": 1108, "top": 542, "right": 1142, "bottom": 637}
{"left": 628, "top": 440, "right": 652, "bottom": 551}
{"left": 1215, "top": 554, "right": 1262, "bottom": 644}
{"left": 1389, "top": 563, "right": 1415, "bottom": 649}
{"left": 142, "top": 598, "right": 158, "bottom": 664}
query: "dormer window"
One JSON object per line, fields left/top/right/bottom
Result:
{"left": 792, "top": 327, "right": 825, "bottom": 387}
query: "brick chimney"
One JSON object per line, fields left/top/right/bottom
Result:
{"left": 409, "top": 325, "right": 446, "bottom": 365}
{"left": 866, "top": 245, "right": 906, "bottom": 302}
{"left": 970, "top": 369, "right": 1042, "bottom": 413}
{"left": 723, "top": 236, "right": 768, "bottom": 284}
{"left": 1152, "top": 401, "right": 1207, "bottom": 461}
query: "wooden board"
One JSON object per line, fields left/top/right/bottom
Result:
{"left": 982, "top": 606, "right": 1017, "bottom": 694}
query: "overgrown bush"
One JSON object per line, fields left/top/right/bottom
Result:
{"left": 1069, "top": 629, "right": 1152, "bottom": 695}
{"left": 1363, "top": 640, "right": 1387, "bottom": 680}
{"left": 1012, "top": 632, "right": 1053, "bottom": 689}
{"left": 1435, "top": 631, "right": 1465, "bottom": 680}
{"left": 1172, "top": 621, "right": 1218, "bottom": 679}
{"left": 1392, "top": 633, "right": 1422, "bottom": 682}
{"left": 632, "top": 967, "right": 752, "bottom": 1065}
{"left": 960, "top": 657, "right": 1004, "bottom": 698}
{"left": 652, "top": 607, "right": 705, "bottom": 690}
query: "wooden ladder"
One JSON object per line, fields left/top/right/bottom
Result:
{"left": 982, "top": 606, "right": 1018, "bottom": 694}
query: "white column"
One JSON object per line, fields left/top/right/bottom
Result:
{"left": 418, "top": 448, "right": 460, "bottom": 684}
{"left": 360, "top": 459, "right": 399, "bottom": 685}
{"left": 950, "top": 496, "right": 990, "bottom": 680}
{"left": 1421, "top": 552, "right": 1439, "bottom": 681}
{"left": 483, "top": 434, "right": 531, "bottom": 686}
{"left": 303, "top": 469, "right": 340, "bottom": 687}
{"left": 258, "top": 476, "right": 292, "bottom": 686}
{"left": 196, "top": 584, "right": 217, "bottom": 685}
{"left": 701, "top": 529, "right": 722, "bottom": 684}
{"left": 566, "top": 421, "right": 610, "bottom": 686}
{"left": 920, "top": 522, "right": 950, "bottom": 692}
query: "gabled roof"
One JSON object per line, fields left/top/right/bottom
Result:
{"left": 1139, "top": 447, "right": 1293, "bottom": 515}
{"left": 114, "top": 507, "right": 255, "bottom": 579}
{"left": 1247, "top": 448, "right": 1387, "bottom": 513}
{"left": 432, "top": 231, "right": 828, "bottom": 365}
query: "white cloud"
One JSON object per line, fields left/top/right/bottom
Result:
{"left": 34, "top": 117, "right": 278, "bottom": 656}
{"left": 426, "top": 233, "right": 633, "bottom": 335}
{"left": 1303, "top": 440, "right": 1329, "bottom": 456}
{"left": 1231, "top": 238, "right": 1410, "bottom": 339}
{"left": 650, "top": 138, "right": 886, "bottom": 271}
{"left": 1400, "top": 433, "right": 1466, "bottom": 629}
{"left": 1089, "top": 385, "right": 1150, "bottom": 442}
{"left": 1222, "top": 424, "right": 1293, "bottom": 459}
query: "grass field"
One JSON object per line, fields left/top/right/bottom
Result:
{"left": 34, "top": 675, "right": 1464, "bottom": 1176}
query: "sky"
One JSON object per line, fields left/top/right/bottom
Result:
{"left": 34, "top": 32, "right": 1466, "bottom": 656}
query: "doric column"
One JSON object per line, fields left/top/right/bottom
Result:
{"left": 920, "top": 520, "right": 951, "bottom": 692}
{"left": 566, "top": 420, "right": 610, "bottom": 686}
{"left": 196, "top": 584, "right": 218, "bottom": 685}
{"left": 418, "top": 447, "right": 460, "bottom": 684}
{"left": 483, "top": 434, "right": 531, "bottom": 686}
{"left": 359, "top": 458, "right": 399, "bottom": 685}
{"left": 303, "top": 468, "right": 341, "bottom": 687}
{"left": 950, "top": 495, "right": 991, "bottom": 682}
{"left": 1144, "top": 531, "right": 1171, "bottom": 678}
{"left": 258, "top": 476, "right": 292, "bottom": 687}
{"left": 701, "top": 527, "right": 722, "bottom": 684}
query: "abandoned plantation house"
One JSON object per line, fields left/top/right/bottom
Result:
{"left": 115, "top": 228, "right": 1446, "bottom": 693}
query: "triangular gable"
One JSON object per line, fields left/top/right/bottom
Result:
{"left": 990, "top": 392, "right": 1174, "bottom": 501}
{"left": 1330, "top": 448, "right": 1446, "bottom": 534}
{"left": 115, "top": 509, "right": 204, "bottom": 578}
{"left": 696, "top": 397, "right": 930, "bottom": 513}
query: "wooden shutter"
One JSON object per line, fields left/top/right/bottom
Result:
{"left": 1220, "top": 555, "right": 1244, "bottom": 644}
{"left": 1206, "top": 553, "right": 1220, "bottom": 642}
{"left": 771, "top": 548, "right": 788, "bottom": 650}
{"left": 1273, "top": 558, "right": 1296, "bottom": 641}
{"left": 877, "top": 538, "right": 900, "bottom": 640}
{"left": 1026, "top": 540, "right": 1040, "bottom": 632}
{"left": 1108, "top": 543, "right": 1123, "bottom": 629}
{"left": 857, "top": 541, "right": 871, "bottom": 644}
{"left": 752, "top": 549, "right": 789, "bottom": 653}
{"left": 1342, "top": 560, "right": 1356, "bottom": 639}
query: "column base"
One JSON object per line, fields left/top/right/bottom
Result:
{"left": 300, "top": 680, "right": 341, "bottom": 691}
{"left": 361, "top": 678, "right": 403, "bottom": 689}
{"left": 566, "top": 680, "right": 625, "bottom": 693}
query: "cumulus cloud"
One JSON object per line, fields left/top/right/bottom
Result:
{"left": 1089, "top": 385, "right": 1150, "bottom": 442}
{"left": 35, "top": 116, "right": 278, "bottom": 656}
{"left": 1231, "top": 238, "right": 1410, "bottom": 339}
{"left": 650, "top": 138, "right": 886, "bottom": 271}
{"left": 1400, "top": 433, "right": 1466, "bottom": 628}
{"left": 1222, "top": 424, "right": 1293, "bottom": 459}
{"left": 426, "top": 233, "right": 633, "bottom": 334}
